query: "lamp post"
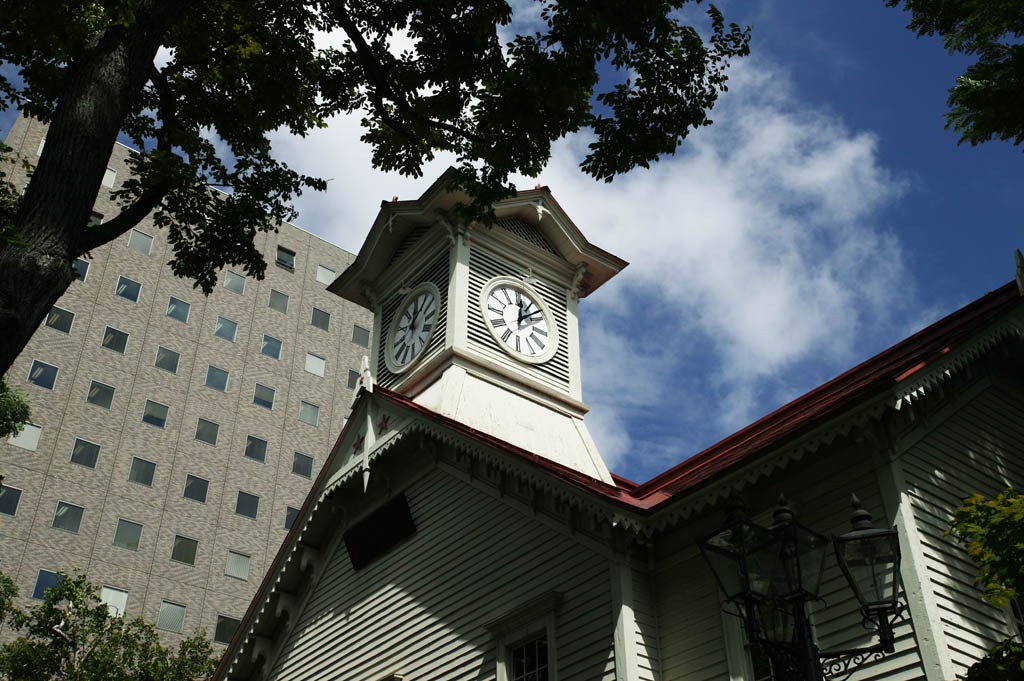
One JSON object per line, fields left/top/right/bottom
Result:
{"left": 699, "top": 493, "right": 905, "bottom": 681}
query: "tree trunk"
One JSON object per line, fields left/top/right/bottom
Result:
{"left": 0, "top": 0, "right": 198, "bottom": 377}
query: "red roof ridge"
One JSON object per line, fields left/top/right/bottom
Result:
{"left": 629, "top": 281, "right": 1022, "bottom": 500}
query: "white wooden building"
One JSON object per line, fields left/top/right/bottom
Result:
{"left": 213, "top": 171, "right": 1024, "bottom": 681}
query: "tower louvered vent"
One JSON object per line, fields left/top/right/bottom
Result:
{"left": 496, "top": 218, "right": 558, "bottom": 255}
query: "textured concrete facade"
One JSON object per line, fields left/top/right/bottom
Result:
{"left": 0, "top": 114, "right": 372, "bottom": 647}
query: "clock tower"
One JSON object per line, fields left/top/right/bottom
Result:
{"left": 329, "top": 170, "right": 627, "bottom": 483}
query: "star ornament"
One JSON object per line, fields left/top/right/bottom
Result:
{"left": 377, "top": 414, "right": 390, "bottom": 433}
{"left": 352, "top": 433, "right": 364, "bottom": 454}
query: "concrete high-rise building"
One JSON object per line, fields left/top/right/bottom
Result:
{"left": 0, "top": 114, "right": 372, "bottom": 647}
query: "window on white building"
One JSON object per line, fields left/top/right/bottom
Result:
{"left": 157, "top": 601, "right": 186, "bottom": 633}
{"left": 225, "top": 550, "right": 250, "bottom": 581}
{"left": 316, "top": 264, "right": 335, "bottom": 285}
{"left": 8, "top": 423, "right": 41, "bottom": 451}
{"left": 127, "top": 229, "right": 153, "bottom": 255}
{"left": 100, "top": 586, "right": 128, "bottom": 617}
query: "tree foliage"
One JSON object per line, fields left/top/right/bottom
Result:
{"left": 0, "top": 378, "right": 31, "bottom": 440}
{"left": 887, "top": 0, "right": 1024, "bottom": 149}
{"left": 0, "top": 0, "right": 750, "bottom": 376}
{"left": 949, "top": 488, "right": 1024, "bottom": 680}
{"left": 0, "top": 570, "right": 216, "bottom": 681}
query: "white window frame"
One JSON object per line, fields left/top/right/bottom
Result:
{"left": 0, "top": 483, "right": 24, "bottom": 516}
{"left": 127, "top": 229, "right": 153, "bottom": 255}
{"left": 205, "top": 365, "right": 229, "bottom": 392}
{"left": 485, "top": 591, "right": 562, "bottom": 681}
{"left": 112, "top": 518, "right": 143, "bottom": 551}
{"left": 101, "top": 326, "right": 129, "bottom": 354}
{"left": 224, "top": 550, "right": 251, "bottom": 581}
{"left": 214, "top": 315, "right": 237, "bottom": 342}
{"left": 156, "top": 600, "right": 186, "bottom": 633}
{"left": 170, "top": 533, "right": 200, "bottom": 566}
{"left": 100, "top": 585, "right": 128, "bottom": 617}
{"left": 127, "top": 456, "right": 156, "bottom": 487}
{"left": 101, "top": 167, "right": 117, "bottom": 188}
{"left": 183, "top": 474, "right": 209, "bottom": 504}
{"left": 45, "top": 306, "right": 75, "bottom": 334}
{"left": 298, "top": 401, "right": 319, "bottom": 427}
{"left": 305, "top": 352, "right": 326, "bottom": 377}
{"left": 86, "top": 380, "right": 115, "bottom": 409}
{"left": 253, "top": 383, "right": 275, "bottom": 410}
{"left": 195, "top": 417, "right": 220, "bottom": 446}
{"left": 114, "top": 275, "right": 141, "bottom": 303}
{"left": 223, "top": 270, "right": 245, "bottom": 295}
{"left": 166, "top": 296, "right": 191, "bottom": 323}
{"left": 70, "top": 438, "right": 101, "bottom": 468}
{"left": 51, "top": 500, "right": 85, "bottom": 534}
{"left": 154, "top": 346, "right": 180, "bottom": 374}
{"left": 72, "top": 258, "right": 89, "bottom": 282}
{"left": 268, "top": 288, "right": 289, "bottom": 313}
{"left": 316, "top": 264, "right": 335, "bottom": 285}
{"left": 311, "top": 306, "right": 330, "bottom": 331}
{"left": 27, "top": 359, "right": 58, "bottom": 390}
{"left": 8, "top": 423, "right": 41, "bottom": 451}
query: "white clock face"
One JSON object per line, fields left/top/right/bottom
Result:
{"left": 391, "top": 289, "right": 438, "bottom": 367}
{"left": 485, "top": 285, "right": 551, "bottom": 358}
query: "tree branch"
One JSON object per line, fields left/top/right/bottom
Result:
{"left": 326, "top": 0, "right": 484, "bottom": 147}
{"left": 75, "top": 65, "right": 181, "bottom": 255}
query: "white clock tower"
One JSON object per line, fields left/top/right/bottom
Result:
{"left": 330, "top": 170, "right": 626, "bottom": 483}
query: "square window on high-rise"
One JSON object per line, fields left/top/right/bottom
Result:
{"left": 32, "top": 570, "right": 61, "bottom": 600}
{"left": 292, "top": 452, "right": 313, "bottom": 479}
{"left": 102, "top": 167, "right": 117, "bottom": 188}
{"left": 223, "top": 270, "right": 245, "bottom": 295}
{"left": 284, "top": 506, "right": 300, "bottom": 530}
{"left": 215, "top": 615, "right": 241, "bottom": 644}
{"left": 195, "top": 418, "right": 219, "bottom": 445}
{"left": 37, "top": 137, "right": 45, "bottom": 156}
{"left": 0, "top": 484, "right": 22, "bottom": 516}
{"left": 352, "top": 325, "right": 371, "bottom": 348}
{"left": 268, "top": 289, "right": 289, "bottom": 313}
{"left": 171, "top": 535, "right": 199, "bottom": 565}
{"left": 316, "top": 264, "right": 335, "bottom": 285}
{"left": 100, "top": 586, "right": 128, "bottom": 617}
{"left": 253, "top": 383, "right": 275, "bottom": 410}
{"left": 260, "top": 334, "right": 282, "bottom": 360}
{"left": 276, "top": 246, "right": 296, "bottom": 271}
{"left": 70, "top": 438, "right": 100, "bottom": 468}
{"left": 235, "top": 491, "right": 259, "bottom": 519}
{"left": 72, "top": 258, "right": 89, "bottom": 282}
{"left": 87, "top": 381, "right": 115, "bottom": 409}
{"left": 183, "top": 474, "right": 209, "bottom": 503}
{"left": 113, "top": 518, "right": 143, "bottom": 551}
{"left": 45, "top": 306, "right": 75, "bottom": 333}
{"left": 347, "top": 369, "right": 360, "bottom": 390}
{"left": 142, "top": 400, "right": 168, "bottom": 428}
{"left": 7, "top": 423, "right": 41, "bottom": 451}
{"left": 166, "top": 296, "right": 190, "bottom": 323}
{"left": 128, "top": 457, "right": 156, "bottom": 486}
{"left": 225, "top": 550, "right": 250, "bottom": 580}
{"left": 115, "top": 276, "right": 141, "bottom": 303}
{"left": 205, "top": 365, "right": 229, "bottom": 392}
{"left": 88, "top": 211, "right": 103, "bottom": 227}
{"left": 311, "top": 307, "right": 330, "bottom": 331}
{"left": 28, "top": 360, "right": 58, "bottom": 389}
{"left": 214, "top": 316, "right": 237, "bottom": 342}
{"left": 154, "top": 346, "right": 180, "bottom": 373}
{"left": 156, "top": 601, "right": 186, "bottom": 633}
{"left": 127, "top": 229, "right": 153, "bottom": 255}
{"left": 298, "top": 401, "right": 319, "bottom": 427}
{"left": 101, "top": 326, "right": 129, "bottom": 353}
{"left": 305, "top": 353, "right": 326, "bottom": 377}
{"left": 244, "top": 435, "right": 267, "bottom": 463}
{"left": 51, "top": 501, "right": 84, "bottom": 533}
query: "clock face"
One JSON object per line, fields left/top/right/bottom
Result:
{"left": 484, "top": 284, "right": 554, "bottom": 360}
{"left": 390, "top": 287, "right": 438, "bottom": 369}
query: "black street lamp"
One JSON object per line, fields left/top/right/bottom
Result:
{"left": 699, "top": 493, "right": 905, "bottom": 681}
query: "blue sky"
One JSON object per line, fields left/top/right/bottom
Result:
{"left": 2, "top": 2, "right": 1019, "bottom": 483}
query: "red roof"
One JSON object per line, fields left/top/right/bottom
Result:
{"left": 377, "top": 281, "right": 1023, "bottom": 511}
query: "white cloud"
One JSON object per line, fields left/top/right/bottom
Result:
{"left": 268, "top": 55, "right": 914, "bottom": 482}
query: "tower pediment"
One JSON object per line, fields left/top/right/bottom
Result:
{"left": 329, "top": 167, "right": 627, "bottom": 307}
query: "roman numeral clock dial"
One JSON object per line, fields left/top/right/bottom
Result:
{"left": 480, "top": 278, "right": 558, "bottom": 364}
{"left": 385, "top": 283, "right": 441, "bottom": 373}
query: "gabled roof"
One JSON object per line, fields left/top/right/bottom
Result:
{"left": 374, "top": 280, "right": 1024, "bottom": 511}
{"left": 327, "top": 168, "right": 627, "bottom": 307}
